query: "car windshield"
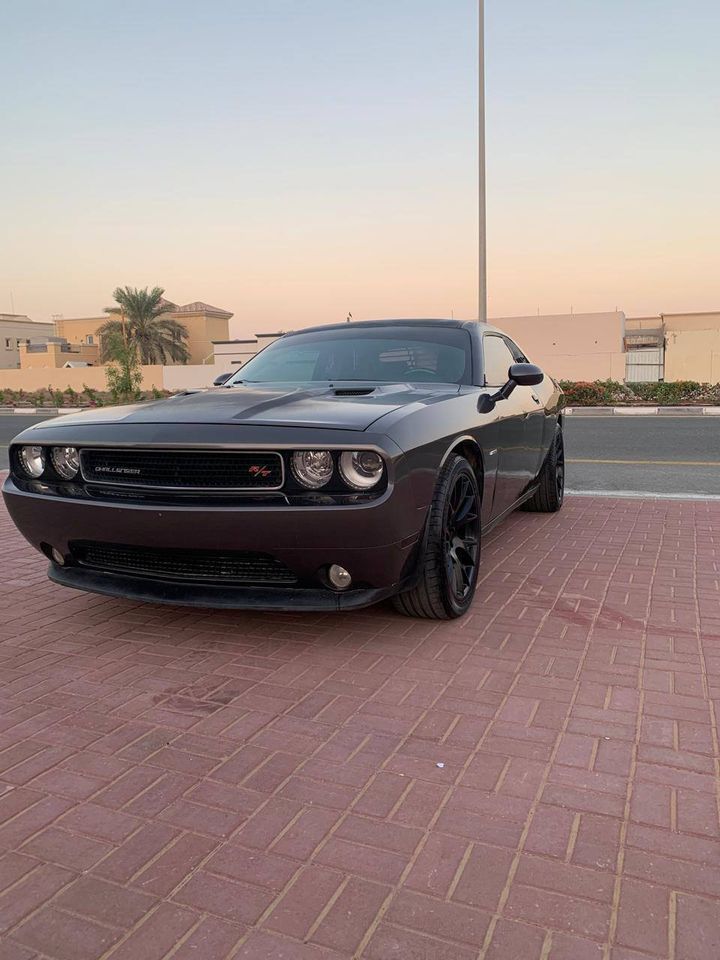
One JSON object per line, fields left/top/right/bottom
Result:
{"left": 230, "top": 326, "right": 472, "bottom": 385}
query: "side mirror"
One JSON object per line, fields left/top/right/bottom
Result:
{"left": 508, "top": 362, "right": 543, "bottom": 386}
{"left": 213, "top": 371, "right": 233, "bottom": 386}
{"left": 477, "top": 362, "right": 544, "bottom": 413}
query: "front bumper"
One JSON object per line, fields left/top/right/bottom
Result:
{"left": 3, "top": 475, "right": 426, "bottom": 611}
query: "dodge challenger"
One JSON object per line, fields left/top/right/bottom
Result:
{"left": 2, "top": 319, "right": 564, "bottom": 619}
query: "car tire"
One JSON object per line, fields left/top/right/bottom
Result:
{"left": 393, "top": 454, "right": 481, "bottom": 620}
{"left": 522, "top": 426, "right": 564, "bottom": 512}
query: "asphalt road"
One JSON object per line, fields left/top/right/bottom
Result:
{"left": 1, "top": 413, "right": 719, "bottom": 498}
{"left": 564, "top": 416, "right": 720, "bottom": 497}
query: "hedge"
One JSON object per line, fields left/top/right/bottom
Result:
{"left": 558, "top": 380, "right": 720, "bottom": 406}
{"left": 0, "top": 386, "right": 171, "bottom": 408}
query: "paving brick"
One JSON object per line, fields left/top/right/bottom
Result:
{"left": 614, "top": 878, "right": 669, "bottom": 956}
{"left": 311, "top": 876, "right": 389, "bottom": 953}
{"left": 623, "top": 847, "right": 720, "bottom": 897}
{"left": 269, "top": 805, "right": 340, "bottom": 861}
{"left": 315, "top": 836, "right": 409, "bottom": 884}
{"left": 451, "top": 843, "right": 514, "bottom": 910}
{"left": 405, "top": 833, "right": 469, "bottom": 898}
{"left": 516, "top": 854, "right": 614, "bottom": 903}
{"left": 231, "top": 798, "right": 303, "bottom": 850}
{"left": 206, "top": 843, "right": 297, "bottom": 891}
{"left": 92, "top": 821, "right": 179, "bottom": 883}
{"left": 55, "top": 875, "right": 156, "bottom": 928}
{"left": 504, "top": 884, "right": 611, "bottom": 940}
{"left": 0, "top": 795, "right": 75, "bottom": 851}
{"left": 235, "top": 930, "right": 339, "bottom": 960}
{"left": 549, "top": 932, "right": 605, "bottom": 960}
{"left": 524, "top": 803, "right": 575, "bottom": 859}
{"left": 389, "top": 779, "right": 448, "bottom": 828}
{"left": 263, "top": 864, "right": 344, "bottom": 939}
{"left": 132, "top": 832, "right": 219, "bottom": 896}
{"left": 386, "top": 889, "right": 491, "bottom": 948}
{"left": 485, "top": 918, "right": 546, "bottom": 960}
{"left": 159, "top": 797, "right": 247, "bottom": 838}
{"left": 168, "top": 915, "right": 244, "bottom": 960}
{"left": 98, "top": 902, "right": 200, "bottom": 960}
{"left": 675, "top": 892, "right": 720, "bottom": 960}
{"left": 0, "top": 862, "right": 74, "bottom": 933}
{"left": 12, "top": 906, "right": 121, "bottom": 960}
{"left": 335, "top": 814, "right": 422, "bottom": 855}
{"left": 58, "top": 801, "right": 139, "bottom": 842}
{"left": 0, "top": 939, "right": 37, "bottom": 960}
{"left": 173, "top": 870, "right": 275, "bottom": 924}
{"left": 20, "top": 826, "right": 112, "bottom": 872}
{"left": 364, "top": 922, "right": 478, "bottom": 960}
{"left": 572, "top": 813, "right": 623, "bottom": 871}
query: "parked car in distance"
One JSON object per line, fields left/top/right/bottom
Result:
{"left": 3, "top": 319, "right": 564, "bottom": 619}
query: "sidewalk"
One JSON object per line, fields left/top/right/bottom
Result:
{"left": 1, "top": 494, "right": 719, "bottom": 959}
{"left": 566, "top": 406, "right": 720, "bottom": 416}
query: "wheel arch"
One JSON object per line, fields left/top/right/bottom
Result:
{"left": 440, "top": 435, "right": 485, "bottom": 503}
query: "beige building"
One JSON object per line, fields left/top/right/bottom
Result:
{"left": 0, "top": 315, "right": 55, "bottom": 368}
{"left": 654, "top": 311, "right": 720, "bottom": 384}
{"left": 55, "top": 300, "right": 232, "bottom": 366}
{"left": 491, "top": 312, "right": 627, "bottom": 381}
{"left": 20, "top": 339, "right": 100, "bottom": 369}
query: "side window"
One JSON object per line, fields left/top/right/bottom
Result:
{"left": 503, "top": 337, "right": 528, "bottom": 362}
{"left": 483, "top": 335, "right": 516, "bottom": 387}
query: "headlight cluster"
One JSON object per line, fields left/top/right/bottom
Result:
{"left": 16, "top": 445, "right": 80, "bottom": 480}
{"left": 291, "top": 450, "right": 385, "bottom": 491}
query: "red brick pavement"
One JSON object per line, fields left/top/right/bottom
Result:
{"left": 1, "top": 492, "right": 719, "bottom": 959}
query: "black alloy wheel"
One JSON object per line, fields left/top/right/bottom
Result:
{"left": 393, "top": 454, "right": 481, "bottom": 619}
{"left": 522, "top": 425, "right": 565, "bottom": 512}
{"left": 444, "top": 470, "right": 481, "bottom": 604}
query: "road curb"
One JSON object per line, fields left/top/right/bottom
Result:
{"left": 0, "top": 407, "right": 85, "bottom": 416}
{"left": 565, "top": 406, "right": 720, "bottom": 416}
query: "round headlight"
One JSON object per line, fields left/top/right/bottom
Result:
{"left": 339, "top": 450, "right": 384, "bottom": 490}
{"left": 18, "top": 445, "right": 45, "bottom": 478}
{"left": 51, "top": 446, "right": 80, "bottom": 480}
{"left": 291, "top": 450, "right": 334, "bottom": 489}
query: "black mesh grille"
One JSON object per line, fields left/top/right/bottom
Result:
{"left": 71, "top": 542, "right": 297, "bottom": 584}
{"left": 80, "top": 449, "right": 283, "bottom": 489}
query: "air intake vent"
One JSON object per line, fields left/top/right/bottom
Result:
{"left": 333, "top": 388, "right": 376, "bottom": 397}
{"left": 71, "top": 542, "right": 297, "bottom": 585}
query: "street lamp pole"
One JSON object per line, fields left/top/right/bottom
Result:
{"left": 478, "top": 0, "right": 487, "bottom": 322}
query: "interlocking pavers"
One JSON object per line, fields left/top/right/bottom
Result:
{"left": 1, "top": 492, "right": 720, "bottom": 958}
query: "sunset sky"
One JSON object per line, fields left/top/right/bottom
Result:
{"left": 2, "top": 0, "right": 719, "bottom": 338}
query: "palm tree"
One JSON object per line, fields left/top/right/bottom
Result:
{"left": 100, "top": 286, "right": 190, "bottom": 364}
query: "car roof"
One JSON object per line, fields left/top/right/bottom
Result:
{"left": 284, "top": 318, "right": 496, "bottom": 337}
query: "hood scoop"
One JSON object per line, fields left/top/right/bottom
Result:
{"left": 333, "top": 387, "right": 376, "bottom": 397}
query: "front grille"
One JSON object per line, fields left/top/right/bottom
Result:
{"left": 71, "top": 542, "right": 297, "bottom": 585}
{"left": 80, "top": 448, "right": 283, "bottom": 490}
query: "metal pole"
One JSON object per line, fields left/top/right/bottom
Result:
{"left": 478, "top": 0, "right": 487, "bottom": 322}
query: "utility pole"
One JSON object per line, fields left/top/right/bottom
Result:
{"left": 478, "top": 0, "right": 487, "bottom": 323}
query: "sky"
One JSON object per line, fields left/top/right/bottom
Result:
{"left": 2, "top": 0, "right": 719, "bottom": 338}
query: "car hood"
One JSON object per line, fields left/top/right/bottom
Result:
{"left": 34, "top": 383, "right": 461, "bottom": 432}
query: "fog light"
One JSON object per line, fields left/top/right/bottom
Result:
{"left": 51, "top": 548, "right": 65, "bottom": 566}
{"left": 327, "top": 564, "right": 352, "bottom": 590}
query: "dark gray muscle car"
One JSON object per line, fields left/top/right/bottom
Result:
{"left": 2, "top": 320, "right": 564, "bottom": 619}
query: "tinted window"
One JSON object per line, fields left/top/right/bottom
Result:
{"left": 504, "top": 337, "right": 528, "bottom": 362}
{"left": 233, "top": 327, "right": 471, "bottom": 384}
{"left": 483, "top": 335, "right": 516, "bottom": 386}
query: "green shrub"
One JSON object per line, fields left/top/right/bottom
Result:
{"left": 561, "top": 379, "right": 720, "bottom": 406}
{"left": 558, "top": 379, "right": 632, "bottom": 405}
